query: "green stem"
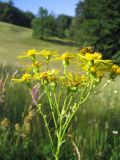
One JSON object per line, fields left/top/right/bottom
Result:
{"left": 44, "top": 86, "right": 58, "bottom": 130}
{"left": 46, "top": 60, "right": 49, "bottom": 71}
{"left": 55, "top": 116, "right": 62, "bottom": 160}
{"left": 61, "top": 80, "right": 94, "bottom": 140}
{"left": 65, "top": 94, "right": 73, "bottom": 113}
{"left": 64, "top": 65, "right": 67, "bottom": 75}
{"left": 60, "top": 95, "right": 68, "bottom": 117}
{"left": 54, "top": 92, "right": 60, "bottom": 118}
{"left": 29, "top": 89, "right": 54, "bottom": 153}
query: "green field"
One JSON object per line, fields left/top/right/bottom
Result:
{"left": 0, "top": 22, "right": 76, "bottom": 65}
{"left": 0, "top": 22, "right": 120, "bottom": 160}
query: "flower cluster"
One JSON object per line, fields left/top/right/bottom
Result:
{"left": 13, "top": 47, "right": 120, "bottom": 91}
{"left": 12, "top": 47, "right": 120, "bottom": 160}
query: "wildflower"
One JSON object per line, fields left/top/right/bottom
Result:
{"left": 60, "top": 73, "right": 84, "bottom": 92}
{"left": 40, "top": 49, "right": 58, "bottom": 61}
{"left": 96, "top": 71, "right": 104, "bottom": 78}
{"left": 39, "top": 71, "right": 49, "bottom": 80}
{"left": 12, "top": 73, "right": 32, "bottom": 83}
{"left": 56, "top": 52, "right": 74, "bottom": 66}
{"left": 24, "top": 110, "right": 35, "bottom": 124}
{"left": 110, "top": 64, "right": 120, "bottom": 79}
{"left": 112, "top": 65, "right": 120, "bottom": 75}
{"left": 18, "top": 49, "right": 39, "bottom": 59}
{"left": 90, "top": 66, "right": 97, "bottom": 73}
{"left": 22, "top": 73, "right": 32, "bottom": 81}
{"left": 1, "top": 118, "right": 10, "bottom": 128}
{"left": 34, "top": 70, "right": 58, "bottom": 84}
{"left": 85, "top": 52, "right": 102, "bottom": 61}
{"left": 80, "top": 46, "right": 94, "bottom": 55}
{"left": 15, "top": 123, "right": 21, "bottom": 132}
{"left": 28, "top": 111, "right": 35, "bottom": 119}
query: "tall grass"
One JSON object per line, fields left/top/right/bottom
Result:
{"left": 0, "top": 65, "right": 120, "bottom": 160}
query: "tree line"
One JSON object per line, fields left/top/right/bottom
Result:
{"left": 0, "top": 1, "right": 72, "bottom": 39}
{"left": 0, "top": 0, "right": 120, "bottom": 63}
{"left": 70, "top": 0, "right": 120, "bottom": 63}
{"left": 32, "top": 7, "right": 72, "bottom": 39}
{"left": 31, "top": 0, "right": 120, "bottom": 63}
{"left": 0, "top": 0, "right": 35, "bottom": 28}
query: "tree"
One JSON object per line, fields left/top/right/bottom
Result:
{"left": 71, "top": 0, "right": 120, "bottom": 62}
{"left": 32, "top": 7, "right": 56, "bottom": 39}
{"left": 38, "top": 7, "right": 48, "bottom": 18}
{"left": 0, "top": 1, "right": 35, "bottom": 28}
{"left": 56, "top": 14, "right": 72, "bottom": 38}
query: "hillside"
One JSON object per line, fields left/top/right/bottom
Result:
{"left": 0, "top": 22, "right": 76, "bottom": 65}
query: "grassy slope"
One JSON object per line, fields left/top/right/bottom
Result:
{"left": 0, "top": 22, "right": 76, "bottom": 65}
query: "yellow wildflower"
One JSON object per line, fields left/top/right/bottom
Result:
{"left": 85, "top": 52, "right": 102, "bottom": 61}
{"left": 18, "top": 49, "right": 39, "bottom": 59}
{"left": 61, "top": 52, "right": 74, "bottom": 62}
{"left": 61, "top": 73, "right": 83, "bottom": 88}
{"left": 80, "top": 46, "right": 94, "bottom": 55}
{"left": 22, "top": 73, "right": 32, "bottom": 81}
{"left": 55, "top": 52, "right": 74, "bottom": 67}
{"left": 90, "top": 66, "right": 97, "bottom": 73}
{"left": 34, "top": 70, "right": 58, "bottom": 83}
{"left": 12, "top": 73, "right": 32, "bottom": 83}
{"left": 96, "top": 71, "right": 104, "bottom": 78}
{"left": 1, "top": 118, "right": 10, "bottom": 128}
{"left": 40, "top": 49, "right": 58, "bottom": 60}
{"left": 112, "top": 65, "right": 120, "bottom": 75}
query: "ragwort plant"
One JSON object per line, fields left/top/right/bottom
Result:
{"left": 12, "top": 47, "right": 120, "bottom": 160}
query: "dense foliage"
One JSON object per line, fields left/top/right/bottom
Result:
{"left": 32, "top": 7, "right": 56, "bottom": 39}
{"left": 0, "top": 1, "right": 35, "bottom": 28}
{"left": 56, "top": 14, "right": 72, "bottom": 38}
{"left": 70, "top": 0, "right": 120, "bottom": 63}
{"left": 32, "top": 7, "right": 72, "bottom": 40}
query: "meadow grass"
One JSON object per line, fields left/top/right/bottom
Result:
{"left": 0, "top": 22, "right": 76, "bottom": 66}
{"left": 0, "top": 65, "right": 120, "bottom": 160}
{"left": 0, "top": 22, "right": 120, "bottom": 159}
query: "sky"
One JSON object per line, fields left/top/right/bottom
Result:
{"left": 11, "top": 0, "right": 79, "bottom": 16}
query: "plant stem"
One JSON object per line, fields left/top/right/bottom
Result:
{"left": 55, "top": 122, "right": 62, "bottom": 160}
{"left": 44, "top": 86, "right": 58, "bottom": 130}
{"left": 29, "top": 89, "right": 54, "bottom": 154}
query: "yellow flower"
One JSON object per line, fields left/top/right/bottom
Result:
{"left": 1, "top": 118, "right": 10, "bottom": 128}
{"left": 61, "top": 73, "right": 83, "bottom": 88}
{"left": 61, "top": 52, "right": 74, "bottom": 61}
{"left": 18, "top": 49, "right": 39, "bottom": 59}
{"left": 22, "top": 73, "right": 32, "bottom": 81}
{"left": 12, "top": 73, "right": 32, "bottom": 83}
{"left": 39, "top": 71, "right": 49, "bottom": 79}
{"left": 96, "top": 71, "right": 104, "bottom": 78}
{"left": 32, "top": 61, "right": 40, "bottom": 68}
{"left": 25, "top": 61, "right": 41, "bottom": 72}
{"left": 112, "top": 65, "right": 120, "bottom": 75}
{"left": 85, "top": 52, "right": 102, "bottom": 61}
{"left": 40, "top": 49, "right": 58, "bottom": 60}
{"left": 90, "top": 66, "right": 97, "bottom": 73}
{"left": 55, "top": 52, "right": 74, "bottom": 67}
{"left": 34, "top": 70, "right": 58, "bottom": 82}
{"left": 80, "top": 46, "right": 94, "bottom": 55}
